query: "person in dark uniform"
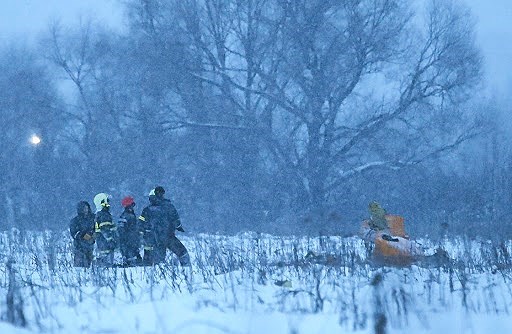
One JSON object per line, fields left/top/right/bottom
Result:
{"left": 118, "top": 196, "right": 142, "bottom": 266}
{"left": 93, "top": 193, "right": 117, "bottom": 266}
{"left": 69, "top": 201, "right": 95, "bottom": 267}
{"left": 139, "top": 186, "right": 190, "bottom": 266}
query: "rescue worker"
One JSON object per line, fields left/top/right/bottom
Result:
{"left": 139, "top": 186, "right": 190, "bottom": 266}
{"left": 118, "top": 196, "right": 142, "bottom": 266}
{"left": 93, "top": 193, "right": 117, "bottom": 266}
{"left": 368, "top": 201, "right": 399, "bottom": 242}
{"left": 69, "top": 201, "right": 95, "bottom": 267}
{"left": 368, "top": 201, "right": 388, "bottom": 231}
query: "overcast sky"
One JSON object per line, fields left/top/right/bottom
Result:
{"left": 0, "top": 0, "right": 124, "bottom": 39}
{"left": 0, "top": 0, "right": 511, "bottom": 94}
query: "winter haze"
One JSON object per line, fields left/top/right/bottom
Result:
{"left": 0, "top": 0, "right": 512, "bottom": 333}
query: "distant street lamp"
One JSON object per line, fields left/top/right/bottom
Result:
{"left": 30, "top": 134, "right": 42, "bottom": 146}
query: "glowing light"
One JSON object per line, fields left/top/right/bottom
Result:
{"left": 30, "top": 134, "right": 41, "bottom": 145}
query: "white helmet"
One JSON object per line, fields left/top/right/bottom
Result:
{"left": 93, "top": 193, "right": 111, "bottom": 212}
{"left": 148, "top": 186, "right": 165, "bottom": 197}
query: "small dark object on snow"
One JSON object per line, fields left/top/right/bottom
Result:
{"left": 274, "top": 280, "right": 292, "bottom": 288}
{"left": 381, "top": 234, "right": 399, "bottom": 242}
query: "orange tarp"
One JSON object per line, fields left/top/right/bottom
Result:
{"left": 361, "top": 214, "right": 407, "bottom": 237}
{"left": 373, "top": 238, "right": 415, "bottom": 265}
{"left": 361, "top": 214, "right": 417, "bottom": 265}
{"left": 385, "top": 215, "right": 407, "bottom": 238}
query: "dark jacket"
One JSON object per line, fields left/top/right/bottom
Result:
{"left": 118, "top": 207, "right": 141, "bottom": 254}
{"left": 139, "top": 196, "right": 182, "bottom": 249}
{"left": 94, "top": 207, "right": 117, "bottom": 252}
{"left": 70, "top": 201, "right": 95, "bottom": 251}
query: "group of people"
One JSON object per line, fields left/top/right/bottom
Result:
{"left": 69, "top": 186, "right": 190, "bottom": 268}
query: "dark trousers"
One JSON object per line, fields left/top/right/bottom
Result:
{"left": 120, "top": 242, "right": 142, "bottom": 265}
{"left": 143, "top": 235, "right": 189, "bottom": 265}
{"left": 95, "top": 251, "right": 114, "bottom": 267}
{"left": 73, "top": 247, "right": 93, "bottom": 268}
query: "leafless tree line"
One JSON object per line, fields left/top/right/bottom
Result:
{"left": 0, "top": 0, "right": 498, "bottom": 234}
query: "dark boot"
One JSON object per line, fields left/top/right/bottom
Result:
{"left": 179, "top": 253, "right": 191, "bottom": 266}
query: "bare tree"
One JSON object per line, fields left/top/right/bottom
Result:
{"left": 126, "top": 0, "right": 482, "bottom": 220}
{"left": 221, "top": 0, "right": 483, "bottom": 213}
{"left": 42, "top": 20, "right": 143, "bottom": 194}
{"left": 0, "top": 44, "right": 63, "bottom": 228}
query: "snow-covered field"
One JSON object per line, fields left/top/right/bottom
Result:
{"left": 1, "top": 230, "right": 511, "bottom": 333}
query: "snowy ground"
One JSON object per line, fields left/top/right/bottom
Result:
{"left": 0, "top": 230, "right": 511, "bottom": 333}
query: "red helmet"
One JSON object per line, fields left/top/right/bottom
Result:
{"left": 121, "top": 196, "right": 135, "bottom": 208}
